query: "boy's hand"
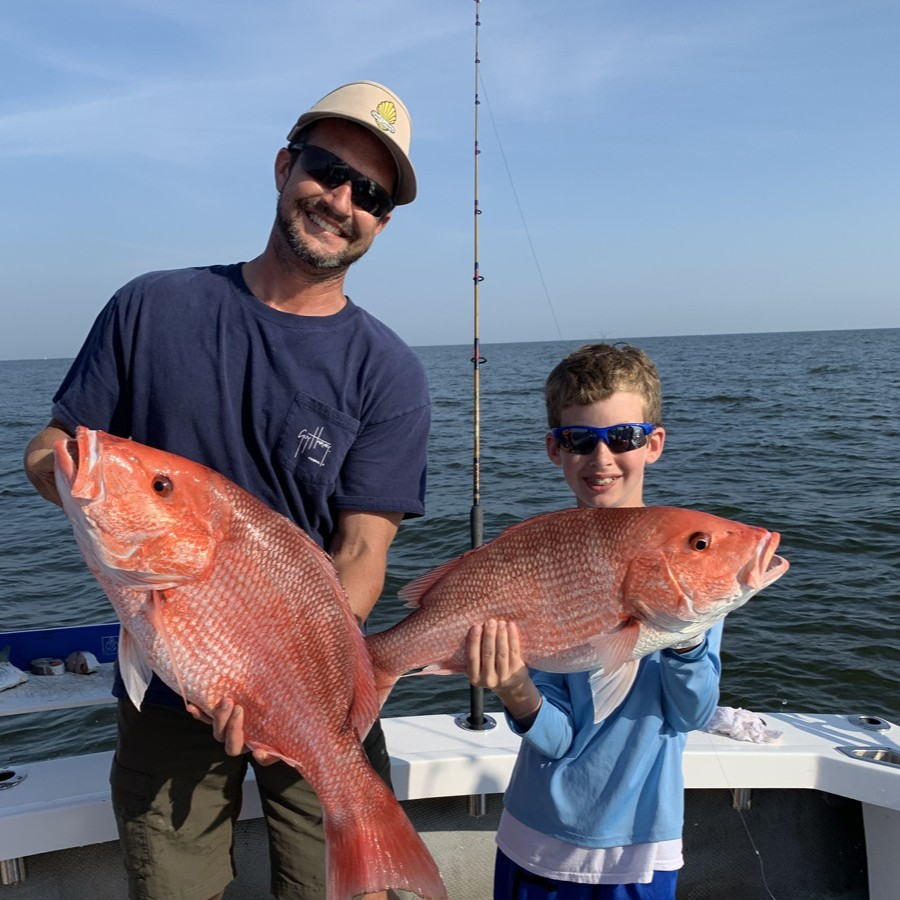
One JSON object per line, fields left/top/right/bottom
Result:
{"left": 466, "top": 619, "right": 542, "bottom": 728}
{"left": 466, "top": 619, "right": 526, "bottom": 691}
{"left": 187, "top": 698, "right": 278, "bottom": 766}
{"left": 670, "top": 632, "right": 706, "bottom": 653}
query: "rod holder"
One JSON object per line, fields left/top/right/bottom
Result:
{"left": 0, "top": 857, "right": 26, "bottom": 885}
{"left": 848, "top": 715, "right": 891, "bottom": 732}
{"left": 0, "top": 766, "right": 27, "bottom": 791}
{"left": 454, "top": 712, "right": 497, "bottom": 732}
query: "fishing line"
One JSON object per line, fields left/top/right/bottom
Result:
{"left": 707, "top": 738, "right": 782, "bottom": 900}
{"left": 476, "top": 74, "right": 564, "bottom": 341}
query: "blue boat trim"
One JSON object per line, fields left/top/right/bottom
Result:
{"left": 0, "top": 623, "right": 120, "bottom": 668}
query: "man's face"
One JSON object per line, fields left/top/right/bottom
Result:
{"left": 273, "top": 119, "right": 396, "bottom": 273}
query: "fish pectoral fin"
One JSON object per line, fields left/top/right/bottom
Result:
{"left": 588, "top": 661, "right": 639, "bottom": 723}
{"left": 246, "top": 742, "right": 303, "bottom": 770}
{"left": 118, "top": 625, "right": 153, "bottom": 710}
{"left": 146, "top": 589, "right": 194, "bottom": 706}
{"left": 531, "top": 621, "right": 642, "bottom": 676}
{"left": 400, "top": 664, "right": 463, "bottom": 677}
{"left": 640, "top": 607, "right": 699, "bottom": 631}
{"left": 595, "top": 621, "right": 641, "bottom": 673}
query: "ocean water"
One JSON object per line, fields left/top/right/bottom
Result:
{"left": 1, "top": 328, "right": 898, "bottom": 763}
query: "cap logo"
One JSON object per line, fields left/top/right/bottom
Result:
{"left": 371, "top": 100, "right": 398, "bottom": 134}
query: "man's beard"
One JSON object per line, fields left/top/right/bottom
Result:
{"left": 275, "top": 197, "right": 370, "bottom": 273}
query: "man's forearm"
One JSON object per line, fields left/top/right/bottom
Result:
{"left": 24, "top": 419, "right": 72, "bottom": 507}
{"left": 332, "top": 553, "right": 387, "bottom": 623}
{"left": 329, "top": 509, "right": 402, "bottom": 623}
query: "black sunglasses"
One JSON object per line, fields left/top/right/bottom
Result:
{"left": 551, "top": 423, "right": 656, "bottom": 455}
{"left": 288, "top": 142, "right": 394, "bottom": 218}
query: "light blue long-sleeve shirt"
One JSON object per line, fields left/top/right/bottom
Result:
{"left": 502, "top": 622, "right": 723, "bottom": 849}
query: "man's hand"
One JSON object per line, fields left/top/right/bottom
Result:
{"left": 186, "top": 698, "right": 278, "bottom": 765}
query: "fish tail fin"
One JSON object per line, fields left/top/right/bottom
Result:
{"left": 327, "top": 778, "right": 448, "bottom": 900}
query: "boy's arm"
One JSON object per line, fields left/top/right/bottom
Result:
{"left": 660, "top": 620, "right": 723, "bottom": 730}
{"left": 467, "top": 623, "right": 579, "bottom": 758}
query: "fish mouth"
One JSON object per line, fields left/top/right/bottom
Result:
{"left": 52, "top": 428, "right": 114, "bottom": 578}
{"left": 54, "top": 427, "right": 103, "bottom": 502}
{"left": 743, "top": 531, "right": 790, "bottom": 591}
{"left": 54, "top": 428, "right": 188, "bottom": 588}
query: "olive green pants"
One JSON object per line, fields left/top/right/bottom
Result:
{"left": 110, "top": 700, "right": 392, "bottom": 900}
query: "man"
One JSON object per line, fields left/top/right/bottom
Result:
{"left": 24, "top": 81, "right": 430, "bottom": 900}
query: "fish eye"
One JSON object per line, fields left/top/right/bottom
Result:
{"left": 689, "top": 532, "right": 711, "bottom": 551}
{"left": 151, "top": 475, "right": 173, "bottom": 497}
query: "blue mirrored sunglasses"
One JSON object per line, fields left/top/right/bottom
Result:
{"left": 551, "top": 423, "right": 656, "bottom": 455}
{"left": 288, "top": 142, "right": 395, "bottom": 218}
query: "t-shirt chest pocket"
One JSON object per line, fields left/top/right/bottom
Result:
{"left": 275, "top": 391, "right": 361, "bottom": 486}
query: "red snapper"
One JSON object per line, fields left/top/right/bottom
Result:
{"left": 53, "top": 427, "right": 447, "bottom": 900}
{"left": 367, "top": 506, "right": 789, "bottom": 720}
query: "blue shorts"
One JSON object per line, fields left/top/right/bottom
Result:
{"left": 494, "top": 848, "right": 678, "bottom": 900}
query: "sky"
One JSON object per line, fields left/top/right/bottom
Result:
{"left": 1, "top": 0, "right": 898, "bottom": 360}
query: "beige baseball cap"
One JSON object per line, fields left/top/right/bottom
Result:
{"left": 286, "top": 81, "right": 417, "bottom": 206}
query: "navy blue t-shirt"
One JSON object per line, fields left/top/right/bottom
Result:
{"left": 52, "top": 263, "right": 431, "bottom": 706}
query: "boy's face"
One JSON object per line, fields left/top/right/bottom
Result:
{"left": 545, "top": 391, "right": 665, "bottom": 509}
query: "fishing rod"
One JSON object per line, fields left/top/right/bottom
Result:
{"left": 465, "top": 0, "right": 488, "bottom": 731}
{"left": 470, "top": 0, "right": 484, "bottom": 564}
{"left": 455, "top": 0, "right": 496, "bottom": 820}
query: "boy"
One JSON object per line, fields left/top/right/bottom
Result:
{"left": 467, "top": 342, "right": 722, "bottom": 900}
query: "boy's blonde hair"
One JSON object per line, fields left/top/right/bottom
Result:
{"left": 544, "top": 343, "right": 662, "bottom": 428}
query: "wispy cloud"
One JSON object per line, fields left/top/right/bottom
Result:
{"left": 0, "top": 0, "right": 469, "bottom": 161}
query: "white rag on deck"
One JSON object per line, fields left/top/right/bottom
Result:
{"left": 705, "top": 706, "right": 783, "bottom": 743}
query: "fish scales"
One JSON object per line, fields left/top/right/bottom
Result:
{"left": 53, "top": 427, "right": 447, "bottom": 900}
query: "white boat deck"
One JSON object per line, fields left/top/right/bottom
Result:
{"left": 4, "top": 706, "right": 900, "bottom": 851}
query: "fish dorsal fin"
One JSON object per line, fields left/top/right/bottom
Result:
{"left": 397, "top": 550, "right": 475, "bottom": 607}
{"left": 398, "top": 513, "right": 562, "bottom": 608}
{"left": 118, "top": 625, "right": 153, "bottom": 710}
{"left": 588, "top": 661, "right": 639, "bottom": 723}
